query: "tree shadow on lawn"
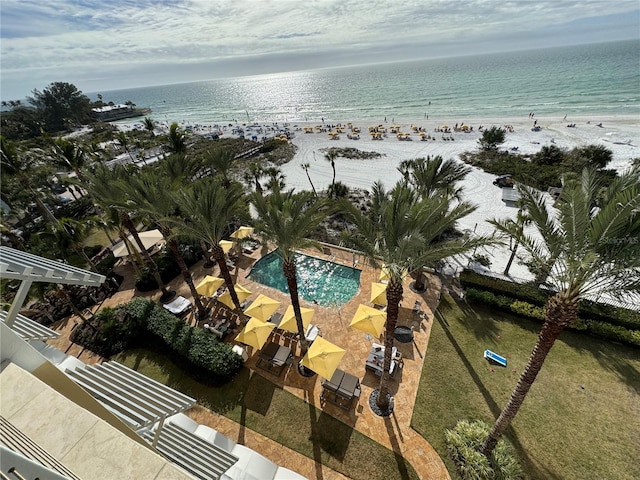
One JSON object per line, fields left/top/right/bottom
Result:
{"left": 557, "top": 330, "right": 640, "bottom": 394}
{"left": 455, "top": 299, "right": 502, "bottom": 342}
{"left": 434, "top": 303, "right": 562, "bottom": 480}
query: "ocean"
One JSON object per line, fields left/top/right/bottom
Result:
{"left": 98, "top": 40, "right": 639, "bottom": 125}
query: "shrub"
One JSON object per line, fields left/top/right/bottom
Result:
{"left": 445, "top": 419, "right": 523, "bottom": 480}
{"left": 478, "top": 127, "right": 506, "bottom": 152}
{"left": 136, "top": 299, "right": 243, "bottom": 381}
{"left": 509, "top": 301, "right": 544, "bottom": 321}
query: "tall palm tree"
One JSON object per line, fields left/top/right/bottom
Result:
{"left": 398, "top": 156, "right": 471, "bottom": 200}
{"left": 325, "top": 149, "right": 338, "bottom": 197}
{"left": 251, "top": 185, "right": 331, "bottom": 356}
{"left": 1, "top": 136, "right": 57, "bottom": 223}
{"left": 52, "top": 137, "right": 92, "bottom": 182}
{"left": 481, "top": 167, "right": 640, "bottom": 455}
{"left": 40, "top": 217, "right": 99, "bottom": 270}
{"left": 85, "top": 164, "right": 175, "bottom": 301}
{"left": 116, "top": 131, "right": 135, "bottom": 162}
{"left": 343, "top": 181, "right": 493, "bottom": 410}
{"left": 500, "top": 206, "right": 531, "bottom": 276}
{"left": 167, "top": 122, "right": 187, "bottom": 154}
{"left": 300, "top": 163, "right": 317, "bottom": 196}
{"left": 124, "top": 156, "right": 208, "bottom": 318}
{"left": 173, "top": 180, "right": 246, "bottom": 310}
{"left": 243, "top": 162, "right": 267, "bottom": 194}
{"left": 143, "top": 117, "right": 156, "bottom": 137}
{"left": 398, "top": 156, "right": 473, "bottom": 291}
{"left": 205, "top": 148, "right": 235, "bottom": 188}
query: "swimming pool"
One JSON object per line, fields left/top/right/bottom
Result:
{"left": 248, "top": 252, "right": 361, "bottom": 307}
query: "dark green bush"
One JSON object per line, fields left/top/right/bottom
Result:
{"left": 465, "top": 288, "right": 639, "bottom": 347}
{"left": 445, "top": 419, "right": 523, "bottom": 480}
{"left": 460, "top": 269, "right": 639, "bottom": 329}
{"left": 136, "top": 299, "right": 242, "bottom": 381}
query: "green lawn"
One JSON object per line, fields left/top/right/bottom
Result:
{"left": 411, "top": 295, "right": 640, "bottom": 480}
{"left": 116, "top": 348, "right": 419, "bottom": 480}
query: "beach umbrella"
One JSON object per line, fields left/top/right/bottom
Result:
{"left": 379, "top": 263, "right": 407, "bottom": 282}
{"left": 244, "top": 294, "right": 281, "bottom": 321}
{"left": 195, "top": 276, "right": 224, "bottom": 297}
{"left": 219, "top": 240, "right": 234, "bottom": 253}
{"left": 218, "top": 284, "right": 252, "bottom": 309}
{"left": 370, "top": 282, "right": 388, "bottom": 306}
{"left": 235, "top": 317, "right": 276, "bottom": 349}
{"left": 230, "top": 226, "right": 254, "bottom": 240}
{"left": 350, "top": 304, "right": 386, "bottom": 337}
{"left": 300, "top": 337, "right": 346, "bottom": 379}
{"left": 111, "top": 229, "right": 164, "bottom": 258}
{"left": 278, "top": 305, "right": 315, "bottom": 333}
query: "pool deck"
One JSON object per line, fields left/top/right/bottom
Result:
{"left": 48, "top": 244, "right": 451, "bottom": 480}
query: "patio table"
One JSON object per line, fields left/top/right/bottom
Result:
{"left": 365, "top": 343, "right": 399, "bottom": 377}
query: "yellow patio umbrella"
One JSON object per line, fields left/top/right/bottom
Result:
{"left": 230, "top": 226, "right": 254, "bottom": 240}
{"left": 278, "top": 305, "right": 315, "bottom": 333}
{"left": 350, "top": 304, "right": 386, "bottom": 337}
{"left": 244, "top": 294, "right": 281, "bottom": 321}
{"left": 370, "top": 282, "right": 388, "bottom": 305}
{"left": 219, "top": 240, "right": 234, "bottom": 253}
{"left": 379, "top": 263, "right": 408, "bottom": 282}
{"left": 300, "top": 337, "right": 346, "bottom": 379}
{"left": 195, "top": 276, "right": 225, "bottom": 297}
{"left": 234, "top": 317, "right": 276, "bottom": 349}
{"left": 218, "top": 284, "right": 252, "bottom": 309}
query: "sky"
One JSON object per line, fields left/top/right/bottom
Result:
{"left": 1, "top": 0, "right": 639, "bottom": 101}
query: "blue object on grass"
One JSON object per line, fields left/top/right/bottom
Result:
{"left": 484, "top": 349, "right": 507, "bottom": 367}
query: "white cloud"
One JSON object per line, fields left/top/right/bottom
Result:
{"left": 1, "top": 0, "right": 638, "bottom": 99}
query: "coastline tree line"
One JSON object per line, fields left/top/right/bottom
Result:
{"left": 1, "top": 81, "right": 136, "bottom": 139}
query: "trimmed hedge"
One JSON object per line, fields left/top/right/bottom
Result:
{"left": 129, "top": 298, "right": 242, "bottom": 382}
{"left": 465, "top": 288, "right": 640, "bottom": 347}
{"left": 460, "top": 270, "right": 640, "bottom": 330}
{"left": 71, "top": 297, "right": 242, "bottom": 382}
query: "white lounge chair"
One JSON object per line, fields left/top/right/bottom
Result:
{"left": 274, "top": 467, "right": 309, "bottom": 479}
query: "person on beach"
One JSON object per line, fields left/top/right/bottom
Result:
{"left": 563, "top": 114, "right": 567, "bottom": 121}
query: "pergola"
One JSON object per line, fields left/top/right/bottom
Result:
{"left": 0, "top": 246, "right": 106, "bottom": 329}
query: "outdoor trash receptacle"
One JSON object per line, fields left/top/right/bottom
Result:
{"left": 393, "top": 326, "right": 414, "bottom": 343}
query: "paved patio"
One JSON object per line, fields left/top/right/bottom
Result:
{"left": 48, "top": 244, "right": 450, "bottom": 480}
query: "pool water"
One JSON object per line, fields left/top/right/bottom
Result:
{"left": 248, "top": 252, "right": 361, "bottom": 307}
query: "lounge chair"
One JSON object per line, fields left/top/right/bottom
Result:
{"left": 163, "top": 296, "right": 192, "bottom": 316}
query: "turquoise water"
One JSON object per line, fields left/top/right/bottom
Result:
{"left": 248, "top": 252, "right": 361, "bottom": 307}
{"left": 98, "top": 40, "right": 639, "bottom": 123}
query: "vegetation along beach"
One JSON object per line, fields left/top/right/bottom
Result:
{"left": 1, "top": 3, "right": 639, "bottom": 480}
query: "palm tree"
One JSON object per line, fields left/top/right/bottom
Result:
{"left": 325, "top": 149, "right": 338, "bottom": 197}
{"left": 343, "top": 181, "right": 493, "bottom": 410}
{"left": 143, "top": 117, "right": 156, "bottom": 137}
{"left": 264, "top": 166, "right": 286, "bottom": 192}
{"left": 1, "top": 136, "right": 57, "bottom": 223}
{"left": 41, "top": 217, "right": 99, "bottom": 270}
{"left": 173, "top": 180, "right": 246, "bottom": 310}
{"left": 85, "top": 164, "right": 175, "bottom": 301}
{"left": 500, "top": 206, "right": 531, "bottom": 276}
{"left": 300, "top": 163, "right": 317, "bottom": 196}
{"left": 398, "top": 156, "right": 473, "bottom": 291}
{"left": 481, "top": 167, "right": 640, "bottom": 455}
{"left": 124, "top": 156, "right": 208, "bottom": 318}
{"left": 243, "top": 162, "right": 267, "bottom": 194}
{"left": 52, "top": 137, "right": 92, "bottom": 182}
{"left": 167, "top": 122, "right": 187, "bottom": 154}
{"left": 204, "top": 147, "right": 236, "bottom": 188}
{"left": 116, "top": 131, "right": 135, "bottom": 162}
{"left": 251, "top": 185, "right": 331, "bottom": 357}
{"left": 398, "top": 156, "right": 471, "bottom": 200}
